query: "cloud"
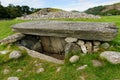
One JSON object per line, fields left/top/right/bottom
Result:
{"left": 0, "top": 0, "right": 44, "bottom": 8}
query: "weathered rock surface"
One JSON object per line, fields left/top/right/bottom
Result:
{"left": 100, "top": 51, "right": 120, "bottom": 64}
{"left": 41, "top": 36, "right": 66, "bottom": 54}
{"left": 0, "top": 33, "right": 25, "bottom": 44}
{"left": 85, "top": 42, "right": 92, "bottom": 53}
{"left": 9, "top": 51, "right": 22, "bottom": 59}
{"left": 12, "top": 21, "right": 118, "bottom": 41}
{"left": 101, "top": 42, "right": 110, "bottom": 49}
{"left": 69, "top": 55, "right": 80, "bottom": 63}
{"left": 19, "top": 46, "right": 64, "bottom": 64}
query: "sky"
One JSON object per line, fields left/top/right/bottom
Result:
{"left": 0, "top": 0, "right": 120, "bottom": 11}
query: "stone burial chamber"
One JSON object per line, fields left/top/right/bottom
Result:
{"left": 11, "top": 20, "right": 118, "bottom": 60}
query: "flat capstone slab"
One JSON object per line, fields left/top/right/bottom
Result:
{"left": 12, "top": 21, "right": 118, "bottom": 41}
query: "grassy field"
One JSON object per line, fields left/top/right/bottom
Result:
{"left": 0, "top": 16, "right": 120, "bottom": 80}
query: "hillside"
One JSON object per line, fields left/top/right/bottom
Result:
{"left": 85, "top": 2, "right": 120, "bottom": 15}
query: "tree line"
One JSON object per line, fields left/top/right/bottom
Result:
{"left": 0, "top": 3, "right": 40, "bottom": 19}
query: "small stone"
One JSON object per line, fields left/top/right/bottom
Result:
{"left": 35, "top": 63, "right": 42, "bottom": 67}
{"left": 100, "top": 51, "right": 120, "bottom": 64}
{"left": 76, "top": 65, "right": 88, "bottom": 70}
{"left": 80, "top": 45, "right": 87, "bottom": 54}
{"left": 92, "top": 60, "right": 102, "bottom": 67}
{"left": 93, "top": 46, "right": 99, "bottom": 52}
{"left": 16, "top": 69, "right": 22, "bottom": 72}
{"left": 85, "top": 42, "right": 92, "bottom": 53}
{"left": 32, "top": 41, "right": 42, "bottom": 52}
{"left": 93, "top": 41, "right": 101, "bottom": 46}
{"left": 79, "top": 76, "right": 85, "bottom": 80}
{"left": 8, "top": 77, "right": 19, "bottom": 80}
{"left": 0, "top": 50, "right": 10, "bottom": 54}
{"left": 9, "top": 51, "right": 22, "bottom": 59}
{"left": 77, "top": 40, "right": 85, "bottom": 46}
{"left": 65, "top": 37, "right": 77, "bottom": 43}
{"left": 65, "top": 43, "right": 81, "bottom": 54}
{"left": 56, "top": 67, "right": 61, "bottom": 72}
{"left": 101, "top": 42, "right": 110, "bottom": 49}
{"left": 36, "top": 68, "right": 45, "bottom": 73}
{"left": 69, "top": 55, "right": 79, "bottom": 63}
{"left": 3, "top": 68, "right": 10, "bottom": 74}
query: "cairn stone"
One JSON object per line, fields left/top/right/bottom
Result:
{"left": 65, "top": 37, "right": 77, "bottom": 43}
{"left": 85, "top": 42, "right": 92, "bottom": 53}
{"left": 101, "top": 42, "right": 110, "bottom": 49}
{"left": 93, "top": 41, "right": 101, "bottom": 46}
{"left": 9, "top": 51, "right": 22, "bottom": 59}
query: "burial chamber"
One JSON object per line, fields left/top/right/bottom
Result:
{"left": 12, "top": 21, "right": 118, "bottom": 59}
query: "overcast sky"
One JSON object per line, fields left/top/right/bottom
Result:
{"left": 0, "top": 0, "right": 120, "bottom": 11}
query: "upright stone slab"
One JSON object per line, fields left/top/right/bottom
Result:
{"left": 40, "top": 36, "right": 66, "bottom": 54}
{"left": 12, "top": 21, "right": 118, "bottom": 41}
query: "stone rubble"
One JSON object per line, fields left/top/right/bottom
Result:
{"left": 18, "top": 11, "right": 101, "bottom": 20}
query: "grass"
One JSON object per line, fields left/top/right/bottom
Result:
{"left": 0, "top": 16, "right": 120, "bottom": 80}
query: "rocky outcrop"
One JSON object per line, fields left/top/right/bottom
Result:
{"left": 12, "top": 21, "right": 118, "bottom": 41}
{"left": 18, "top": 11, "right": 100, "bottom": 20}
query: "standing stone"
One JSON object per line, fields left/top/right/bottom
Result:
{"left": 85, "top": 42, "right": 92, "bottom": 53}
{"left": 65, "top": 37, "right": 78, "bottom": 43}
{"left": 69, "top": 55, "right": 80, "bottom": 63}
{"left": 100, "top": 51, "right": 120, "bottom": 64}
{"left": 8, "top": 77, "right": 19, "bottom": 80}
{"left": 41, "top": 36, "right": 66, "bottom": 54}
{"left": 101, "top": 42, "right": 110, "bottom": 49}
{"left": 9, "top": 51, "right": 22, "bottom": 59}
{"left": 32, "top": 41, "right": 42, "bottom": 52}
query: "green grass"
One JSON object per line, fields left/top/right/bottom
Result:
{"left": 0, "top": 16, "right": 120, "bottom": 80}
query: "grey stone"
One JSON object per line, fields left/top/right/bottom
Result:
{"left": 85, "top": 42, "right": 92, "bottom": 53}
{"left": 101, "top": 42, "right": 110, "bottom": 49}
{"left": 3, "top": 69, "right": 10, "bottom": 74}
{"left": 0, "top": 33, "right": 25, "bottom": 44}
{"left": 9, "top": 51, "right": 22, "bottom": 59}
{"left": 32, "top": 41, "right": 42, "bottom": 52}
{"left": 93, "top": 46, "right": 99, "bottom": 52}
{"left": 69, "top": 55, "right": 79, "bottom": 63}
{"left": 12, "top": 21, "right": 118, "bottom": 41}
{"left": 65, "top": 43, "right": 81, "bottom": 54}
{"left": 92, "top": 60, "right": 102, "bottom": 67}
{"left": 76, "top": 65, "right": 88, "bottom": 70}
{"left": 8, "top": 77, "right": 19, "bottom": 80}
{"left": 65, "top": 37, "right": 77, "bottom": 43}
{"left": 36, "top": 68, "right": 45, "bottom": 73}
{"left": 100, "top": 51, "right": 120, "bottom": 64}
{"left": 80, "top": 45, "right": 87, "bottom": 54}
{"left": 19, "top": 46, "right": 64, "bottom": 64}
{"left": 77, "top": 40, "right": 85, "bottom": 46}
{"left": 93, "top": 41, "right": 101, "bottom": 46}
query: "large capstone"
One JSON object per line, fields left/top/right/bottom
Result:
{"left": 12, "top": 21, "right": 118, "bottom": 41}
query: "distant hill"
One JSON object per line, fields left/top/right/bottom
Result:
{"left": 85, "top": 2, "right": 120, "bottom": 16}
